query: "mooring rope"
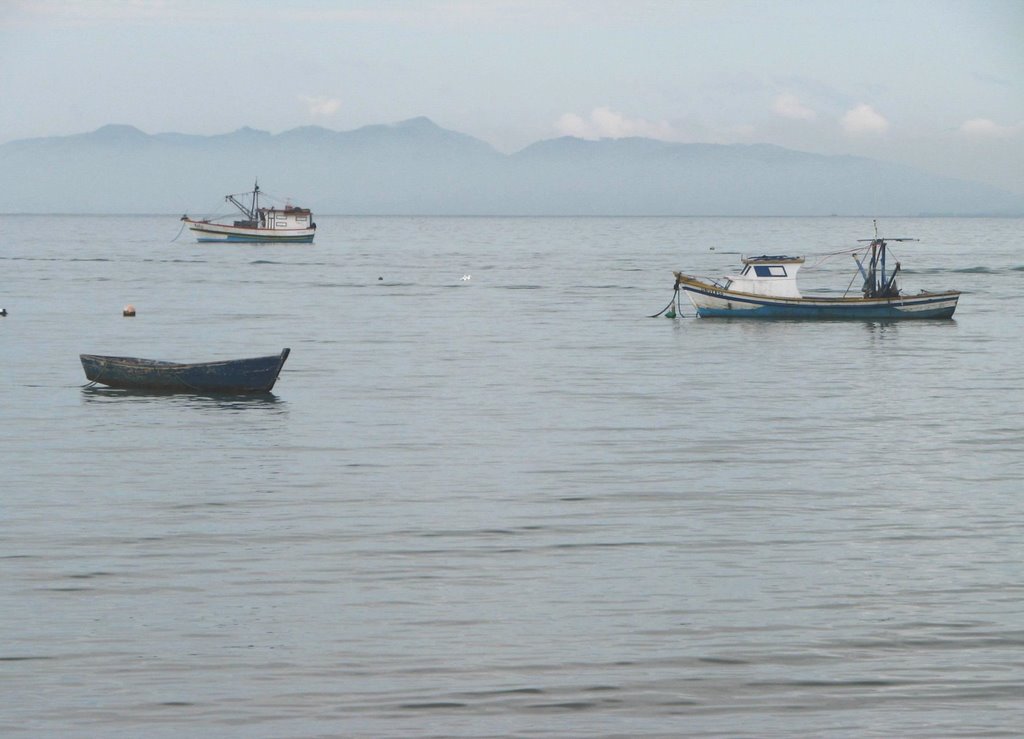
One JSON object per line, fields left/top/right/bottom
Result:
{"left": 170, "top": 219, "right": 188, "bottom": 242}
{"left": 649, "top": 282, "right": 681, "bottom": 318}
{"left": 82, "top": 358, "right": 105, "bottom": 388}
{"left": 174, "top": 198, "right": 234, "bottom": 242}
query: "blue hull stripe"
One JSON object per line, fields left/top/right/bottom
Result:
{"left": 195, "top": 234, "right": 315, "bottom": 244}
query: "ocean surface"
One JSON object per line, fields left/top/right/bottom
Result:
{"left": 2, "top": 215, "right": 1022, "bottom": 738}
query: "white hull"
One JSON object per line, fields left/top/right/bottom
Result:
{"left": 677, "top": 275, "right": 959, "bottom": 319}
{"left": 184, "top": 219, "right": 315, "bottom": 243}
{"left": 181, "top": 183, "right": 316, "bottom": 243}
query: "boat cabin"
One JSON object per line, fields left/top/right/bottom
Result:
{"left": 255, "top": 204, "right": 314, "bottom": 231}
{"left": 723, "top": 255, "right": 805, "bottom": 298}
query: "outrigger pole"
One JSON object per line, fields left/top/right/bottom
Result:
{"left": 225, "top": 179, "right": 261, "bottom": 222}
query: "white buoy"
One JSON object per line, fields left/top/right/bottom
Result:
{"left": 123, "top": 304, "right": 136, "bottom": 317}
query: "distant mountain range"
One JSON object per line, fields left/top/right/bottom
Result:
{"left": 1, "top": 117, "right": 1021, "bottom": 216}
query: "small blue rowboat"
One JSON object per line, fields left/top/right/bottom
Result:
{"left": 80, "top": 348, "right": 290, "bottom": 394}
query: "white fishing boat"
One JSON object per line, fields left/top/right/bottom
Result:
{"left": 181, "top": 181, "right": 316, "bottom": 243}
{"left": 664, "top": 222, "right": 960, "bottom": 320}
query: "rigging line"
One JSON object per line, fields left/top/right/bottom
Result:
{"left": 191, "top": 199, "right": 231, "bottom": 221}
{"left": 253, "top": 189, "right": 293, "bottom": 208}
{"left": 803, "top": 246, "right": 865, "bottom": 271}
{"left": 842, "top": 256, "right": 862, "bottom": 298}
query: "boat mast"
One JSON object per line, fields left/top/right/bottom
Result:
{"left": 223, "top": 179, "right": 262, "bottom": 223}
{"left": 857, "top": 219, "right": 917, "bottom": 298}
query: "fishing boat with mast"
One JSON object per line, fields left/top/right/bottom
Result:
{"left": 667, "top": 222, "right": 960, "bottom": 320}
{"left": 180, "top": 181, "right": 316, "bottom": 243}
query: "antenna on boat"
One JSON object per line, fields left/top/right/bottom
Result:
{"left": 857, "top": 219, "right": 919, "bottom": 245}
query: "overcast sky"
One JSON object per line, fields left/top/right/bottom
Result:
{"left": 1, "top": 0, "right": 1021, "bottom": 194}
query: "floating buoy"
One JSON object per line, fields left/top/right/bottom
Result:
{"left": 123, "top": 304, "right": 136, "bottom": 317}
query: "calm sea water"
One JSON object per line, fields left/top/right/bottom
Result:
{"left": 2, "top": 215, "right": 1022, "bottom": 737}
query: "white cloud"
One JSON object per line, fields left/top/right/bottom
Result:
{"left": 773, "top": 93, "right": 816, "bottom": 121}
{"left": 959, "top": 118, "right": 1021, "bottom": 138}
{"left": 301, "top": 96, "right": 341, "bottom": 118}
{"left": 841, "top": 104, "right": 889, "bottom": 135}
{"left": 555, "top": 107, "right": 675, "bottom": 140}
{"left": 555, "top": 112, "right": 590, "bottom": 138}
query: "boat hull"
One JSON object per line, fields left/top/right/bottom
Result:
{"left": 677, "top": 276, "right": 959, "bottom": 320}
{"left": 80, "top": 349, "right": 290, "bottom": 393}
{"left": 185, "top": 219, "right": 315, "bottom": 244}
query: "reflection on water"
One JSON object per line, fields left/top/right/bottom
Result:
{"left": 80, "top": 386, "right": 284, "bottom": 407}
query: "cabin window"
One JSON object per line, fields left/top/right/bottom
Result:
{"left": 753, "top": 265, "right": 787, "bottom": 277}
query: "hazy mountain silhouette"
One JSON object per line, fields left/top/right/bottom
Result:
{"left": 1, "top": 118, "right": 1020, "bottom": 215}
